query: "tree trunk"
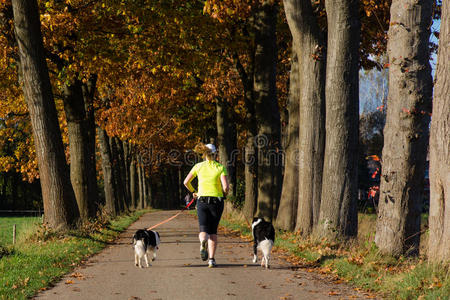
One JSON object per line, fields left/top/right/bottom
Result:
{"left": 130, "top": 154, "right": 137, "bottom": 209}
{"left": 317, "top": 0, "right": 359, "bottom": 239}
{"left": 121, "top": 140, "right": 131, "bottom": 207}
{"left": 375, "top": 0, "right": 433, "bottom": 256}
{"left": 137, "top": 155, "right": 144, "bottom": 209}
{"left": 234, "top": 49, "right": 258, "bottom": 221}
{"left": 63, "top": 79, "right": 95, "bottom": 222}
{"left": 97, "top": 127, "right": 117, "bottom": 216}
{"left": 428, "top": 0, "right": 450, "bottom": 262}
{"left": 282, "top": 0, "right": 326, "bottom": 234}
{"left": 275, "top": 52, "right": 299, "bottom": 231}
{"left": 81, "top": 75, "right": 99, "bottom": 214}
{"left": 253, "top": 2, "right": 282, "bottom": 221}
{"left": 216, "top": 98, "right": 237, "bottom": 197}
{"left": 142, "top": 162, "right": 148, "bottom": 208}
{"left": 110, "top": 137, "right": 127, "bottom": 213}
{"left": 11, "top": 0, "right": 79, "bottom": 229}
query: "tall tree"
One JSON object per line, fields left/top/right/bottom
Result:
{"left": 81, "top": 75, "right": 99, "bottom": 214}
{"left": 275, "top": 52, "right": 299, "bottom": 231}
{"left": 216, "top": 98, "right": 236, "bottom": 197}
{"left": 375, "top": 0, "right": 433, "bottom": 256}
{"left": 253, "top": 1, "right": 283, "bottom": 221}
{"left": 281, "top": 0, "right": 326, "bottom": 234}
{"left": 233, "top": 52, "right": 259, "bottom": 221}
{"left": 63, "top": 79, "right": 96, "bottom": 222}
{"left": 11, "top": 0, "right": 79, "bottom": 229}
{"left": 427, "top": 0, "right": 449, "bottom": 263}
{"left": 97, "top": 127, "right": 117, "bottom": 216}
{"left": 317, "top": 0, "right": 360, "bottom": 239}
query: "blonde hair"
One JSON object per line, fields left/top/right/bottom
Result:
{"left": 194, "top": 143, "right": 215, "bottom": 160}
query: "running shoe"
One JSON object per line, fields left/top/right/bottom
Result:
{"left": 208, "top": 258, "right": 217, "bottom": 268}
{"left": 200, "top": 240, "right": 208, "bottom": 261}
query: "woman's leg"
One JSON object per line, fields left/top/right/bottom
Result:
{"left": 197, "top": 202, "right": 210, "bottom": 261}
{"left": 199, "top": 232, "right": 208, "bottom": 242}
{"left": 208, "top": 234, "right": 217, "bottom": 259}
{"left": 208, "top": 200, "right": 224, "bottom": 260}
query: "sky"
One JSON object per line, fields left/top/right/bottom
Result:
{"left": 359, "top": 19, "right": 441, "bottom": 115}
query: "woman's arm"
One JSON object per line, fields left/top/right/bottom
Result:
{"left": 220, "top": 174, "right": 229, "bottom": 196}
{"left": 183, "top": 172, "right": 197, "bottom": 197}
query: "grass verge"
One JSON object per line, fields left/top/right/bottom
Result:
{"left": 0, "top": 216, "right": 43, "bottom": 246}
{"left": 0, "top": 209, "right": 148, "bottom": 300}
{"left": 220, "top": 212, "right": 450, "bottom": 299}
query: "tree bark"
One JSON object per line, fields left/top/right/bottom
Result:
{"left": 110, "top": 137, "right": 127, "bottom": 213}
{"left": 428, "top": 0, "right": 450, "bottom": 262}
{"left": 121, "top": 140, "right": 131, "bottom": 207}
{"left": 142, "top": 161, "right": 148, "bottom": 208}
{"left": 375, "top": 0, "right": 433, "bottom": 256}
{"left": 11, "top": 0, "right": 79, "bottom": 229}
{"left": 317, "top": 0, "right": 359, "bottom": 239}
{"left": 63, "top": 79, "right": 96, "bottom": 222}
{"left": 97, "top": 127, "right": 117, "bottom": 216}
{"left": 81, "top": 75, "right": 99, "bottom": 214}
{"left": 282, "top": 0, "right": 326, "bottom": 234}
{"left": 234, "top": 51, "right": 258, "bottom": 221}
{"left": 275, "top": 52, "right": 299, "bottom": 231}
{"left": 137, "top": 155, "right": 144, "bottom": 209}
{"left": 216, "top": 98, "right": 237, "bottom": 197}
{"left": 130, "top": 154, "right": 137, "bottom": 209}
{"left": 253, "top": 1, "right": 282, "bottom": 221}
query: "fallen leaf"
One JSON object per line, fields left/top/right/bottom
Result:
{"left": 65, "top": 280, "right": 74, "bottom": 284}
{"left": 70, "top": 272, "right": 85, "bottom": 280}
{"left": 328, "top": 291, "right": 341, "bottom": 296}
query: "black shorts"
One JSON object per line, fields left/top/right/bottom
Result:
{"left": 196, "top": 197, "right": 224, "bottom": 234}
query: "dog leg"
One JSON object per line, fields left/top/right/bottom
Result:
{"left": 135, "top": 253, "right": 139, "bottom": 267}
{"left": 152, "top": 249, "right": 157, "bottom": 261}
{"left": 252, "top": 241, "right": 258, "bottom": 263}
{"left": 260, "top": 240, "right": 272, "bottom": 269}
{"left": 264, "top": 254, "right": 270, "bottom": 269}
{"left": 144, "top": 253, "right": 149, "bottom": 267}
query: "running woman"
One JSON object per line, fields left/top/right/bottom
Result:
{"left": 183, "top": 143, "right": 229, "bottom": 268}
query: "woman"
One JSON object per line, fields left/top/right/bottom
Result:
{"left": 183, "top": 143, "right": 229, "bottom": 268}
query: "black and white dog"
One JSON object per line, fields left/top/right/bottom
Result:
{"left": 132, "top": 229, "right": 161, "bottom": 268}
{"left": 251, "top": 217, "right": 275, "bottom": 269}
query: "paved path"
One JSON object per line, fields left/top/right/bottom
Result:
{"left": 34, "top": 210, "right": 372, "bottom": 300}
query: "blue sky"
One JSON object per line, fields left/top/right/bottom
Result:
{"left": 359, "top": 19, "right": 441, "bottom": 114}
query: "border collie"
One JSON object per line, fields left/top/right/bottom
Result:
{"left": 132, "top": 229, "right": 160, "bottom": 268}
{"left": 251, "top": 217, "right": 275, "bottom": 269}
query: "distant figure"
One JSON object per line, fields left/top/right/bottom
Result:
{"left": 184, "top": 193, "right": 193, "bottom": 210}
{"left": 183, "top": 143, "right": 229, "bottom": 268}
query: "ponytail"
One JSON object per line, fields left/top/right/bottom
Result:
{"left": 194, "top": 143, "right": 215, "bottom": 160}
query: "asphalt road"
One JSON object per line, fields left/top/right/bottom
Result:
{"left": 34, "top": 210, "right": 372, "bottom": 300}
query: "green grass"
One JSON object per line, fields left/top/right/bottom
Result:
{"left": 0, "top": 210, "right": 148, "bottom": 300}
{"left": 0, "top": 216, "right": 42, "bottom": 246}
{"left": 220, "top": 211, "right": 450, "bottom": 300}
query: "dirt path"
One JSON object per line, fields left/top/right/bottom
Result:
{"left": 34, "top": 210, "right": 374, "bottom": 300}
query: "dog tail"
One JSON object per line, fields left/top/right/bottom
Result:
{"left": 259, "top": 239, "right": 273, "bottom": 257}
